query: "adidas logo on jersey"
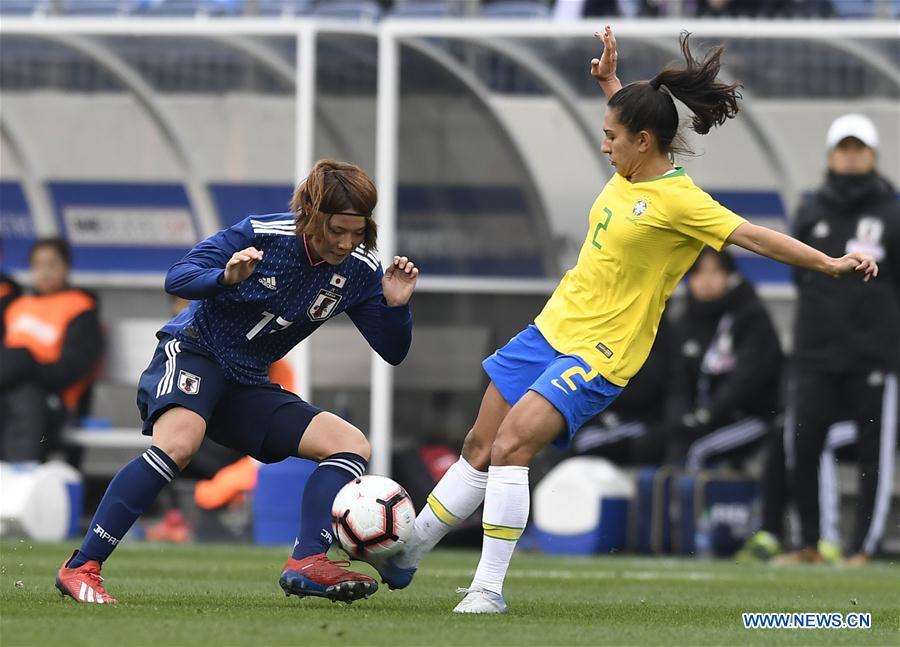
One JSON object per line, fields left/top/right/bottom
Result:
{"left": 258, "top": 276, "right": 277, "bottom": 291}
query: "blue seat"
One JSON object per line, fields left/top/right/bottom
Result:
{"left": 481, "top": 0, "right": 551, "bottom": 18}
{"left": 0, "top": 0, "right": 48, "bottom": 14}
{"left": 255, "top": 0, "right": 312, "bottom": 15}
{"left": 388, "top": 0, "right": 457, "bottom": 18}
{"left": 204, "top": 0, "right": 242, "bottom": 13}
{"left": 832, "top": 0, "right": 875, "bottom": 17}
{"left": 138, "top": 0, "right": 198, "bottom": 14}
{"left": 61, "top": 0, "right": 135, "bottom": 14}
{"left": 139, "top": 0, "right": 242, "bottom": 16}
{"left": 311, "top": 0, "right": 381, "bottom": 20}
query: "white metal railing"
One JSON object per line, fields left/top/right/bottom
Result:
{"left": 2, "top": 17, "right": 897, "bottom": 475}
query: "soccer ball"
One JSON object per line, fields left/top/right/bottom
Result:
{"left": 331, "top": 475, "right": 415, "bottom": 560}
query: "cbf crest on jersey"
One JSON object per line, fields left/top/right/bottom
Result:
{"left": 308, "top": 289, "right": 343, "bottom": 321}
{"left": 628, "top": 198, "right": 650, "bottom": 223}
{"left": 177, "top": 370, "right": 201, "bottom": 395}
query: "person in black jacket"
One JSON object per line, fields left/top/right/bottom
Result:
{"left": 0, "top": 238, "right": 103, "bottom": 463}
{"left": 780, "top": 114, "right": 900, "bottom": 565}
{"left": 0, "top": 239, "right": 22, "bottom": 339}
{"left": 571, "top": 316, "right": 675, "bottom": 465}
{"left": 667, "top": 248, "right": 783, "bottom": 470}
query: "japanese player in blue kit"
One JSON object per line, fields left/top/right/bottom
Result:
{"left": 55, "top": 160, "right": 419, "bottom": 605}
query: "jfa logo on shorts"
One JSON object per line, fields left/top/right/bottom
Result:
{"left": 308, "top": 289, "right": 343, "bottom": 321}
{"left": 177, "top": 370, "right": 201, "bottom": 395}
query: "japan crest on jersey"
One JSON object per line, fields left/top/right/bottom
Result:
{"left": 177, "top": 370, "right": 201, "bottom": 395}
{"left": 308, "top": 289, "right": 343, "bottom": 321}
{"left": 846, "top": 215, "right": 886, "bottom": 261}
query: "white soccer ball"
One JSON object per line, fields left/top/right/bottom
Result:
{"left": 331, "top": 475, "right": 415, "bottom": 560}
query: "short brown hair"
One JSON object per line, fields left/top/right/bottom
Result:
{"left": 290, "top": 159, "right": 378, "bottom": 251}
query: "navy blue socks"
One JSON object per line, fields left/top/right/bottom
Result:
{"left": 291, "top": 452, "right": 367, "bottom": 559}
{"left": 69, "top": 446, "right": 179, "bottom": 567}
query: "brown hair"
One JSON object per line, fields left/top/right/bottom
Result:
{"left": 290, "top": 159, "right": 378, "bottom": 251}
{"left": 607, "top": 33, "right": 742, "bottom": 156}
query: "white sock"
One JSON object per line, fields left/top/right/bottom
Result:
{"left": 469, "top": 465, "right": 529, "bottom": 596}
{"left": 397, "top": 457, "right": 488, "bottom": 568}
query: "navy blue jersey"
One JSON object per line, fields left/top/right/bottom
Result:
{"left": 159, "top": 213, "right": 412, "bottom": 384}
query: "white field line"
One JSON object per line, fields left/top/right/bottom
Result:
{"left": 421, "top": 568, "right": 766, "bottom": 582}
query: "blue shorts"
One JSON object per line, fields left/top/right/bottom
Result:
{"left": 136, "top": 336, "right": 321, "bottom": 464}
{"left": 483, "top": 324, "right": 623, "bottom": 447}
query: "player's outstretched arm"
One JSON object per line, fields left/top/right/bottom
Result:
{"left": 165, "top": 225, "right": 256, "bottom": 299}
{"left": 346, "top": 256, "right": 419, "bottom": 366}
{"left": 166, "top": 222, "right": 258, "bottom": 300}
{"left": 382, "top": 255, "right": 419, "bottom": 306}
{"left": 220, "top": 247, "right": 264, "bottom": 286}
{"left": 591, "top": 25, "right": 623, "bottom": 100}
{"left": 727, "top": 222, "right": 878, "bottom": 281}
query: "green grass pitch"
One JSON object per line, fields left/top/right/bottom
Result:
{"left": 1, "top": 542, "right": 898, "bottom": 646}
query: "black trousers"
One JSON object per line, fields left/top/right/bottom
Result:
{"left": 0, "top": 381, "right": 67, "bottom": 462}
{"left": 787, "top": 369, "right": 898, "bottom": 555}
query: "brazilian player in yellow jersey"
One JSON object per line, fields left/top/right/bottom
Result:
{"left": 382, "top": 27, "right": 880, "bottom": 614}
{"left": 535, "top": 167, "right": 744, "bottom": 387}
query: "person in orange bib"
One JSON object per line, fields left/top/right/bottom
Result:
{"left": 0, "top": 238, "right": 103, "bottom": 463}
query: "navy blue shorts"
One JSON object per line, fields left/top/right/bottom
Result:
{"left": 136, "top": 336, "right": 321, "bottom": 464}
{"left": 483, "top": 324, "right": 623, "bottom": 447}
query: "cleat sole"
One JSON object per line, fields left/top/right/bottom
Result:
{"left": 279, "top": 572, "right": 377, "bottom": 604}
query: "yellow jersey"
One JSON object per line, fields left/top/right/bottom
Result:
{"left": 534, "top": 167, "right": 746, "bottom": 387}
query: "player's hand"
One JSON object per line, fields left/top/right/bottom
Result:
{"left": 830, "top": 253, "right": 878, "bottom": 282}
{"left": 382, "top": 255, "right": 419, "bottom": 306}
{"left": 222, "top": 247, "right": 264, "bottom": 285}
{"left": 591, "top": 25, "right": 621, "bottom": 89}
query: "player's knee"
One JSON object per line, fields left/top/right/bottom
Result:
{"left": 153, "top": 435, "right": 200, "bottom": 471}
{"left": 334, "top": 425, "right": 370, "bottom": 461}
{"left": 490, "top": 422, "right": 531, "bottom": 467}
{"left": 151, "top": 408, "right": 205, "bottom": 470}
{"left": 461, "top": 428, "right": 492, "bottom": 471}
{"left": 350, "top": 434, "right": 371, "bottom": 462}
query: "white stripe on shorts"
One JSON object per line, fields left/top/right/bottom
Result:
{"left": 162, "top": 341, "right": 182, "bottom": 396}
{"left": 156, "top": 340, "right": 176, "bottom": 398}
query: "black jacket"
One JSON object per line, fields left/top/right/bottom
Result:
{"left": 671, "top": 280, "right": 783, "bottom": 426}
{"left": 602, "top": 316, "right": 674, "bottom": 424}
{"left": 0, "top": 273, "right": 22, "bottom": 339}
{"left": 793, "top": 171, "right": 900, "bottom": 373}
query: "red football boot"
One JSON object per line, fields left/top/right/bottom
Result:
{"left": 55, "top": 551, "right": 118, "bottom": 605}
{"left": 279, "top": 553, "right": 377, "bottom": 603}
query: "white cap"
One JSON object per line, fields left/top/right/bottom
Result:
{"left": 826, "top": 113, "right": 879, "bottom": 151}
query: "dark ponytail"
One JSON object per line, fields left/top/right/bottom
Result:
{"left": 651, "top": 33, "right": 742, "bottom": 135}
{"left": 607, "top": 33, "right": 742, "bottom": 155}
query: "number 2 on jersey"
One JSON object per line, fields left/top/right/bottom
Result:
{"left": 592, "top": 207, "right": 613, "bottom": 250}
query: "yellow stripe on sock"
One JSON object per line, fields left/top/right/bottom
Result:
{"left": 482, "top": 522, "right": 524, "bottom": 542}
{"left": 427, "top": 494, "right": 461, "bottom": 527}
